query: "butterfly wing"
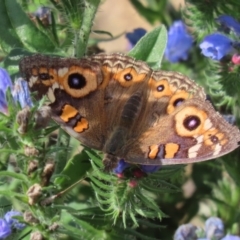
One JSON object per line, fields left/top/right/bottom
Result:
{"left": 121, "top": 70, "right": 240, "bottom": 165}
{"left": 20, "top": 54, "right": 152, "bottom": 153}
{"left": 20, "top": 54, "right": 111, "bottom": 150}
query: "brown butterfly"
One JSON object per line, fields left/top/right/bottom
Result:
{"left": 19, "top": 53, "right": 240, "bottom": 170}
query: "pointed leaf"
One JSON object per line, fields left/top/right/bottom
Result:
{"left": 0, "top": 1, "right": 23, "bottom": 52}
{"left": 128, "top": 25, "right": 167, "bottom": 69}
{"left": 0, "top": 171, "right": 28, "bottom": 182}
{"left": 54, "top": 150, "right": 92, "bottom": 189}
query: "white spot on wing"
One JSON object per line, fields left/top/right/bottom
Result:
{"left": 188, "top": 135, "right": 204, "bottom": 158}
{"left": 204, "top": 118, "right": 213, "bottom": 130}
{"left": 52, "top": 82, "right": 62, "bottom": 90}
{"left": 58, "top": 67, "right": 68, "bottom": 77}
{"left": 47, "top": 87, "right": 55, "bottom": 102}
{"left": 29, "top": 76, "right": 38, "bottom": 87}
{"left": 213, "top": 143, "right": 222, "bottom": 156}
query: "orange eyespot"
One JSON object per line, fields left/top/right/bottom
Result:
{"left": 148, "top": 78, "right": 175, "bottom": 99}
{"left": 114, "top": 68, "right": 146, "bottom": 87}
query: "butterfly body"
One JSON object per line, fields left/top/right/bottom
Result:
{"left": 20, "top": 53, "right": 240, "bottom": 170}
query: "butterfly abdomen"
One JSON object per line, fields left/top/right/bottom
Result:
{"left": 120, "top": 90, "right": 143, "bottom": 127}
{"left": 104, "top": 90, "right": 143, "bottom": 148}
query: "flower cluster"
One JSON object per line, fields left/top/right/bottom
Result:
{"left": 174, "top": 217, "right": 240, "bottom": 240}
{"left": 131, "top": 15, "right": 240, "bottom": 64}
{"left": 200, "top": 15, "right": 240, "bottom": 62}
{"left": 126, "top": 22, "right": 194, "bottom": 63}
{"left": 0, "top": 68, "right": 32, "bottom": 115}
{"left": 0, "top": 210, "right": 25, "bottom": 239}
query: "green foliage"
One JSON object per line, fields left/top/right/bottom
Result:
{"left": 0, "top": 0, "right": 240, "bottom": 239}
{"left": 0, "top": 0, "right": 57, "bottom": 54}
{"left": 86, "top": 149, "right": 182, "bottom": 227}
{"left": 183, "top": 0, "right": 240, "bottom": 114}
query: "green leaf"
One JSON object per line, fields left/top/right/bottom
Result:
{"left": 12, "top": 227, "right": 32, "bottom": 240}
{"left": 1, "top": 48, "right": 32, "bottom": 75}
{"left": 128, "top": 25, "right": 167, "bottom": 69}
{"left": 90, "top": 176, "right": 111, "bottom": 191}
{"left": 4, "top": 0, "right": 56, "bottom": 52}
{"left": 0, "top": 1, "right": 24, "bottom": 52}
{"left": 0, "top": 171, "right": 28, "bottom": 182}
{"left": 0, "top": 190, "right": 28, "bottom": 202}
{"left": 54, "top": 149, "right": 92, "bottom": 189}
{"left": 59, "top": 210, "right": 109, "bottom": 240}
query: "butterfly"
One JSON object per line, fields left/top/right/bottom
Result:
{"left": 19, "top": 53, "right": 240, "bottom": 171}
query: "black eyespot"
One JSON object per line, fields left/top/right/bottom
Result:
{"left": 68, "top": 73, "right": 86, "bottom": 89}
{"left": 124, "top": 73, "right": 133, "bottom": 81}
{"left": 157, "top": 85, "right": 164, "bottom": 92}
{"left": 183, "top": 115, "right": 201, "bottom": 131}
{"left": 210, "top": 135, "right": 219, "bottom": 143}
{"left": 39, "top": 73, "right": 51, "bottom": 80}
{"left": 173, "top": 98, "right": 185, "bottom": 107}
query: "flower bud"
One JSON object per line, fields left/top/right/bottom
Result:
{"left": 41, "top": 161, "right": 55, "bottom": 186}
{"left": 30, "top": 231, "right": 44, "bottom": 240}
{"left": 27, "top": 160, "right": 39, "bottom": 175}
{"left": 128, "top": 179, "right": 138, "bottom": 188}
{"left": 23, "top": 211, "right": 39, "bottom": 224}
{"left": 27, "top": 184, "right": 42, "bottom": 205}
{"left": 34, "top": 106, "right": 51, "bottom": 129}
{"left": 16, "top": 107, "right": 31, "bottom": 134}
{"left": 24, "top": 146, "right": 39, "bottom": 157}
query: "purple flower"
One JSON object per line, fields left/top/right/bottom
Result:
{"left": 205, "top": 217, "right": 224, "bottom": 240}
{"left": 140, "top": 165, "right": 160, "bottom": 173}
{"left": 33, "top": 6, "right": 52, "bottom": 24}
{"left": 113, "top": 159, "right": 130, "bottom": 174}
{"left": 217, "top": 15, "right": 240, "bottom": 36}
{"left": 0, "top": 68, "right": 12, "bottom": 114}
{"left": 199, "top": 33, "right": 233, "bottom": 60}
{"left": 4, "top": 210, "right": 25, "bottom": 230}
{"left": 164, "top": 20, "right": 193, "bottom": 63}
{"left": 0, "top": 90, "right": 8, "bottom": 115}
{"left": 126, "top": 28, "right": 147, "bottom": 48}
{"left": 222, "top": 235, "right": 240, "bottom": 240}
{"left": 0, "top": 218, "right": 11, "bottom": 239}
{"left": 174, "top": 223, "right": 197, "bottom": 240}
{"left": 12, "top": 78, "right": 33, "bottom": 109}
{"left": 0, "top": 68, "right": 12, "bottom": 91}
{"left": 0, "top": 70, "right": 33, "bottom": 114}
